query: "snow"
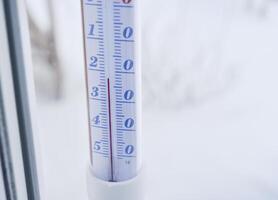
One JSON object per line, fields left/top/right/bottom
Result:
{"left": 29, "top": 0, "right": 278, "bottom": 199}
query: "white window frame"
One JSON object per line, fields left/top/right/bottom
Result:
{"left": 0, "top": 0, "right": 42, "bottom": 199}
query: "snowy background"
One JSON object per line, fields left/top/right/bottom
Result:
{"left": 25, "top": 0, "right": 278, "bottom": 199}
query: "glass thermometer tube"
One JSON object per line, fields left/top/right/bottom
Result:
{"left": 81, "top": 0, "right": 141, "bottom": 182}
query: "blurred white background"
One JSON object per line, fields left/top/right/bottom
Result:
{"left": 25, "top": 0, "right": 278, "bottom": 199}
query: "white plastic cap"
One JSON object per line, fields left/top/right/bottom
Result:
{"left": 87, "top": 166, "right": 146, "bottom": 200}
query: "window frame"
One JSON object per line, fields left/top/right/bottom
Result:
{"left": 0, "top": 0, "right": 41, "bottom": 199}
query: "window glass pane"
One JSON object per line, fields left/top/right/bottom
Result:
{"left": 25, "top": 0, "right": 278, "bottom": 199}
{"left": 1, "top": 0, "right": 39, "bottom": 199}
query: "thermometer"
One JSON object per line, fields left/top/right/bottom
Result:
{"left": 81, "top": 0, "right": 142, "bottom": 183}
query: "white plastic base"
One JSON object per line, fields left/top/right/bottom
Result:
{"left": 87, "top": 167, "right": 146, "bottom": 200}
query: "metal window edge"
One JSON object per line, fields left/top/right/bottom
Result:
{"left": 1, "top": 0, "right": 43, "bottom": 199}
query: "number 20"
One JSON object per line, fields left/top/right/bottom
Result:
{"left": 90, "top": 56, "right": 97, "bottom": 67}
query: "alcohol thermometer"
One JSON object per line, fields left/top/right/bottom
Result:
{"left": 81, "top": 0, "right": 141, "bottom": 183}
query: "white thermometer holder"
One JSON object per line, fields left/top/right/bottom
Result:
{"left": 87, "top": 166, "right": 146, "bottom": 200}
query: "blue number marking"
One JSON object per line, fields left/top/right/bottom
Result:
{"left": 123, "top": 27, "right": 133, "bottom": 39}
{"left": 94, "top": 141, "right": 101, "bottom": 151}
{"left": 91, "top": 87, "right": 99, "bottom": 97}
{"left": 90, "top": 56, "right": 98, "bottom": 67}
{"left": 93, "top": 115, "right": 100, "bottom": 125}
{"left": 123, "top": 59, "right": 133, "bottom": 70}
{"left": 124, "top": 118, "right": 134, "bottom": 128}
{"left": 125, "top": 145, "right": 134, "bottom": 155}
{"left": 124, "top": 90, "right": 134, "bottom": 100}
{"left": 88, "top": 24, "right": 95, "bottom": 36}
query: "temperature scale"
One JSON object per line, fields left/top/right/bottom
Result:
{"left": 81, "top": 0, "right": 144, "bottom": 199}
